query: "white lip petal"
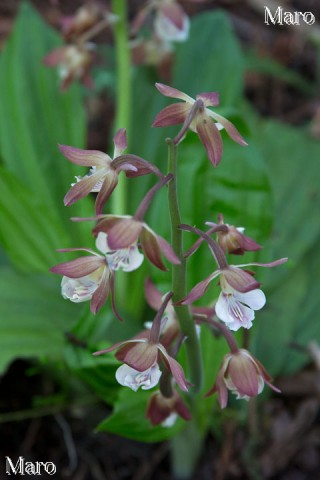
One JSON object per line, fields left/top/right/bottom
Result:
{"left": 155, "top": 13, "right": 190, "bottom": 43}
{"left": 236, "top": 289, "right": 266, "bottom": 310}
{"left": 162, "top": 413, "right": 178, "bottom": 428}
{"left": 115, "top": 363, "right": 162, "bottom": 391}
{"left": 106, "top": 244, "right": 144, "bottom": 272}
{"left": 96, "top": 232, "right": 109, "bottom": 254}
{"left": 215, "top": 292, "right": 255, "bottom": 331}
{"left": 61, "top": 274, "right": 100, "bottom": 303}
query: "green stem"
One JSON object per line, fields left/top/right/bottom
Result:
{"left": 111, "top": 0, "right": 131, "bottom": 308}
{"left": 171, "top": 421, "right": 203, "bottom": 479}
{"left": 111, "top": 0, "right": 131, "bottom": 215}
{"left": 166, "top": 138, "right": 203, "bottom": 393}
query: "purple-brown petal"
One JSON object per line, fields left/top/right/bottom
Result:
{"left": 50, "top": 256, "right": 105, "bottom": 278}
{"left": 208, "top": 112, "right": 248, "bottom": 146}
{"left": 236, "top": 258, "right": 288, "bottom": 269}
{"left": 90, "top": 268, "right": 110, "bottom": 314}
{"left": 238, "top": 234, "right": 262, "bottom": 252}
{"left": 64, "top": 171, "right": 105, "bottom": 206}
{"left": 175, "top": 396, "right": 192, "bottom": 420}
{"left": 113, "top": 128, "right": 127, "bottom": 156}
{"left": 229, "top": 356, "right": 260, "bottom": 397}
{"left": 196, "top": 92, "right": 219, "bottom": 107}
{"left": 107, "top": 218, "right": 143, "bottom": 249}
{"left": 222, "top": 267, "right": 259, "bottom": 293}
{"left": 146, "top": 394, "right": 171, "bottom": 426}
{"left": 144, "top": 278, "right": 163, "bottom": 311}
{"left": 140, "top": 228, "right": 167, "bottom": 271}
{"left": 58, "top": 144, "right": 111, "bottom": 167}
{"left": 92, "top": 215, "right": 127, "bottom": 237}
{"left": 196, "top": 115, "right": 223, "bottom": 167}
{"left": 113, "top": 154, "right": 164, "bottom": 179}
{"left": 94, "top": 171, "right": 118, "bottom": 214}
{"left": 156, "top": 234, "right": 180, "bottom": 265}
{"left": 43, "top": 47, "right": 66, "bottom": 66}
{"left": 158, "top": 346, "right": 190, "bottom": 392}
{"left": 93, "top": 339, "right": 145, "bottom": 356}
{"left": 152, "top": 103, "right": 190, "bottom": 127}
{"left": 179, "top": 271, "right": 220, "bottom": 305}
{"left": 155, "top": 83, "right": 192, "bottom": 101}
{"left": 116, "top": 342, "right": 158, "bottom": 372}
{"left": 159, "top": 2, "right": 185, "bottom": 30}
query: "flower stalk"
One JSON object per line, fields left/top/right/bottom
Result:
{"left": 166, "top": 138, "right": 203, "bottom": 393}
{"left": 111, "top": 0, "right": 131, "bottom": 216}
{"left": 111, "top": 0, "right": 131, "bottom": 309}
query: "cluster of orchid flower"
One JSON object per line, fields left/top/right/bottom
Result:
{"left": 43, "top": 0, "right": 207, "bottom": 90}
{"left": 51, "top": 82, "right": 287, "bottom": 427}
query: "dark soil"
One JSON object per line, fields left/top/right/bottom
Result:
{"left": 0, "top": 359, "right": 319, "bottom": 479}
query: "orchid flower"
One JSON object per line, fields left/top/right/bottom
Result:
{"left": 44, "top": 43, "right": 95, "bottom": 91}
{"left": 207, "top": 214, "right": 262, "bottom": 255}
{"left": 154, "top": 0, "right": 190, "bottom": 42}
{"left": 93, "top": 293, "right": 190, "bottom": 392}
{"left": 179, "top": 224, "right": 287, "bottom": 330}
{"left": 60, "top": 4, "right": 108, "bottom": 41}
{"left": 60, "top": 128, "right": 163, "bottom": 214}
{"left": 144, "top": 278, "right": 205, "bottom": 342}
{"left": 146, "top": 388, "right": 191, "bottom": 426}
{"left": 50, "top": 232, "right": 143, "bottom": 315}
{"left": 207, "top": 349, "right": 280, "bottom": 408}
{"left": 132, "top": 0, "right": 190, "bottom": 43}
{"left": 81, "top": 174, "right": 180, "bottom": 271}
{"left": 152, "top": 83, "right": 247, "bottom": 167}
{"left": 91, "top": 214, "right": 179, "bottom": 271}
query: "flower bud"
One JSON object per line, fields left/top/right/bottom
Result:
{"left": 146, "top": 390, "right": 191, "bottom": 426}
{"left": 207, "top": 215, "right": 262, "bottom": 255}
{"left": 207, "top": 349, "right": 280, "bottom": 408}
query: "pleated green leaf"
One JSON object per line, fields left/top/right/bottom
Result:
{"left": 97, "top": 387, "right": 183, "bottom": 442}
{"left": 0, "top": 268, "right": 78, "bottom": 374}
{"left": 0, "top": 167, "right": 69, "bottom": 271}
{"left": 0, "top": 1, "right": 92, "bottom": 253}
{"left": 252, "top": 121, "right": 320, "bottom": 375}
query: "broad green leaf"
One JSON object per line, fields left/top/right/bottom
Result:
{"left": 97, "top": 387, "right": 184, "bottom": 442}
{"left": 191, "top": 325, "right": 229, "bottom": 433}
{"left": 245, "top": 50, "right": 313, "bottom": 93}
{"left": 257, "top": 121, "right": 320, "bottom": 269}
{"left": 251, "top": 120, "right": 320, "bottom": 375}
{"left": 0, "top": 268, "right": 78, "bottom": 374}
{"left": 174, "top": 10, "right": 244, "bottom": 104}
{"left": 0, "top": 167, "right": 69, "bottom": 271}
{"left": 0, "top": 2, "right": 92, "bottom": 244}
{"left": 64, "top": 344, "right": 120, "bottom": 404}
